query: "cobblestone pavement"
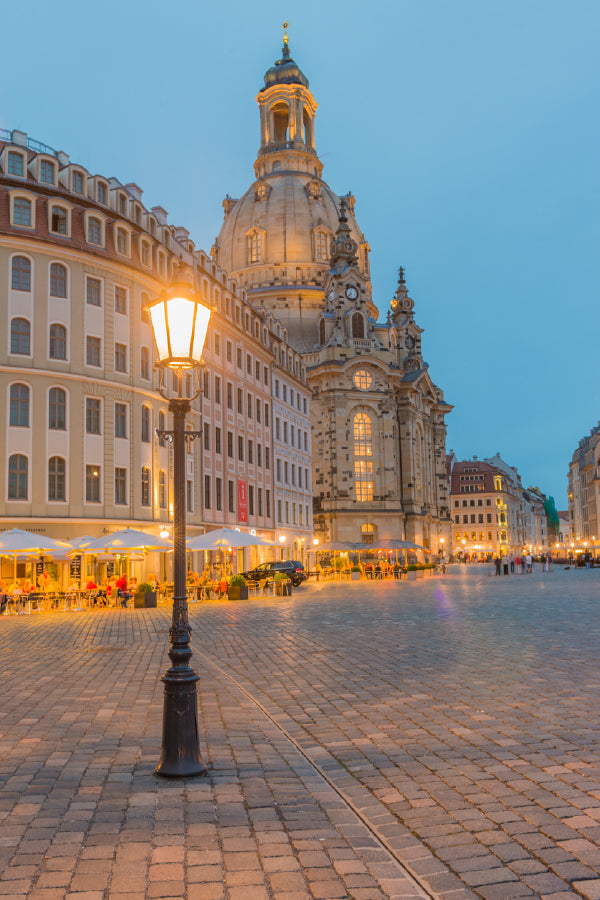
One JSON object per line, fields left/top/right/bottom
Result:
{"left": 1, "top": 567, "right": 600, "bottom": 900}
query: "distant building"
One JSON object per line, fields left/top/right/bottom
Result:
{"left": 448, "top": 453, "right": 549, "bottom": 557}
{"left": 568, "top": 423, "right": 600, "bottom": 544}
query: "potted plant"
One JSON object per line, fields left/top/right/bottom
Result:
{"left": 227, "top": 574, "right": 248, "bottom": 601}
{"left": 134, "top": 581, "right": 158, "bottom": 608}
{"left": 350, "top": 565, "right": 361, "bottom": 581}
{"left": 406, "top": 564, "right": 418, "bottom": 581}
{"left": 274, "top": 572, "right": 292, "bottom": 596}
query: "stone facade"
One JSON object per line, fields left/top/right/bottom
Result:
{"left": 0, "top": 128, "right": 312, "bottom": 574}
{"left": 568, "top": 422, "right": 600, "bottom": 544}
{"left": 213, "top": 38, "right": 452, "bottom": 552}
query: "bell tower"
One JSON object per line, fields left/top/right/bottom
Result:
{"left": 254, "top": 24, "right": 322, "bottom": 180}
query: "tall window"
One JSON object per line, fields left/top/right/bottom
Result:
{"left": 13, "top": 197, "right": 32, "bottom": 226}
{"left": 141, "top": 406, "right": 151, "bottom": 442}
{"left": 8, "top": 454, "right": 28, "bottom": 500}
{"left": 10, "top": 384, "right": 29, "bottom": 426}
{"left": 354, "top": 413, "right": 373, "bottom": 502}
{"left": 204, "top": 475, "right": 211, "bottom": 510}
{"left": 159, "top": 471, "right": 167, "bottom": 508}
{"left": 141, "top": 347, "right": 150, "bottom": 380}
{"left": 214, "top": 375, "right": 221, "bottom": 404}
{"left": 49, "top": 324, "right": 67, "bottom": 360}
{"left": 247, "top": 230, "right": 263, "bottom": 264}
{"left": 315, "top": 231, "right": 329, "bottom": 260}
{"left": 115, "top": 468, "right": 127, "bottom": 504}
{"left": 114, "top": 286, "right": 127, "bottom": 314}
{"left": 226, "top": 383, "right": 233, "bottom": 409}
{"left": 50, "top": 263, "right": 67, "bottom": 298}
{"left": 86, "top": 277, "right": 101, "bottom": 306}
{"left": 86, "top": 465, "right": 101, "bottom": 502}
{"left": 87, "top": 217, "right": 102, "bottom": 245}
{"left": 48, "top": 457, "right": 66, "bottom": 502}
{"left": 11, "top": 318, "right": 30, "bottom": 354}
{"left": 7, "top": 152, "right": 23, "bottom": 176}
{"left": 51, "top": 207, "right": 68, "bottom": 235}
{"left": 40, "top": 160, "right": 55, "bottom": 184}
{"left": 85, "top": 398, "right": 101, "bottom": 434}
{"left": 116, "top": 227, "right": 128, "bottom": 254}
{"left": 11, "top": 256, "right": 31, "bottom": 291}
{"left": 215, "top": 427, "right": 221, "bottom": 454}
{"left": 141, "top": 467, "right": 151, "bottom": 506}
{"left": 86, "top": 336, "right": 101, "bottom": 367}
{"left": 115, "top": 403, "right": 127, "bottom": 438}
{"left": 97, "top": 182, "right": 107, "bottom": 204}
{"left": 115, "top": 343, "right": 127, "bottom": 372}
{"left": 216, "top": 477, "right": 222, "bottom": 511}
{"left": 72, "top": 171, "right": 84, "bottom": 194}
{"left": 351, "top": 312, "right": 365, "bottom": 339}
{"left": 49, "top": 388, "right": 66, "bottom": 430}
{"left": 228, "top": 480, "right": 235, "bottom": 513}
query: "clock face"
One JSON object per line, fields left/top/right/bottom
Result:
{"left": 405, "top": 336, "right": 415, "bottom": 349}
{"left": 346, "top": 286, "right": 358, "bottom": 300}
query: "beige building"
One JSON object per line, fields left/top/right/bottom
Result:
{"left": 448, "top": 452, "right": 550, "bottom": 558}
{"left": 212, "top": 36, "right": 452, "bottom": 552}
{"left": 568, "top": 423, "right": 600, "bottom": 548}
{"left": 0, "top": 128, "right": 312, "bottom": 580}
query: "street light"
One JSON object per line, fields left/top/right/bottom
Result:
{"left": 148, "top": 257, "right": 211, "bottom": 778}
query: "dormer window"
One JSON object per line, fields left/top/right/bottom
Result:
{"left": 11, "top": 195, "right": 34, "bottom": 228}
{"left": 7, "top": 151, "right": 24, "bottom": 177}
{"left": 40, "top": 160, "right": 56, "bottom": 185}
{"left": 72, "top": 171, "right": 84, "bottom": 194}
{"left": 247, "top": 228, "right": 264, "bottom": 264}
{"left": 50, "top": 205, "right": 69, "bottom": 236}
{"left": 115, "top": 227, "right": 129, "bottom": 256}
{"left": 88, "top": 216, "right": 102, "bottom": 245}
{"left": 97, "top": 182, "right": 107, "bottom": 204}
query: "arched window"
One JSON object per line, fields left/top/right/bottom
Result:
{"left": 11, "top": 256, "right": 31, "bottom": 291}
{"left": 315, "top": 231, "right": 329, "bottom": 261}
{"left": 354, "top": 413, "right": 374, "bottom": 502}
{"left": 50, "top": 263, "right": 67, "bottom": 298}
{"left": 10, "top": 383, "right": 29, "bottom": 426}
{"left": 272, "top": 102, "right": 289, "bottom": 142}
{"left": 87, "top": 216, "right": 102, "bottom": 245}
{"left": 49, "top": 387, "right": 66, "bottom": 430}
{"left": 319, "top": 319, "right": 325, "bottom": 345}
{"left": 141, "top": 405, "right": 151, "bottom": 442}
{"left": 11, "top": 318, "right": 30, "bottom": 354}
{"left": 361, "top": 523, "right": 376, "bottom": 545}
{"left": 49, "top": 324, "right": 67, "bottom": 359}
{"left": 141, "top": 346, "right": 150, "bottom": 380}
{"left": 8, "top": 454, "right": 28, "bottom": 500}
{"left": 13, "top": 197, "right": 32, "bottom": 226}
{"left": 351, "top": 312, "right": 365, "bottom": 339}
{"left": 141, "top": 467, "right": 151, "bottom": 507}
{"left": 48, "top": 456, "right": 66, "bottom": 502}
{"left": 247, "top": 230, "right": 263, "bottom": 264}
{"left": 51, "top": 206, "right": 68, "bottom": 235}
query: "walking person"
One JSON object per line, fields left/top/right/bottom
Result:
{"left": 526, "top": 553, "right": 532, "bottom": 574}
{"left": 494, "top": 556, "right": 502, "bottom": 576}
{"left": 509, "top": 554, "right": 515, "bottom": 574}
{"left": 520, "top": 555, "right": 526, "bottom": 574}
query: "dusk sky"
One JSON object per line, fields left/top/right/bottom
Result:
{"left": 2, "top": 0, "right": 597, "bottom": 507}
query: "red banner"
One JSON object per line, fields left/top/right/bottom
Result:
{"left": 238, "top": 480, "right": 248, "bottom": 523}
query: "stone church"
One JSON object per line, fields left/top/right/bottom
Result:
{"left": 212, "top": 33, "right": 452, "bottom": 552}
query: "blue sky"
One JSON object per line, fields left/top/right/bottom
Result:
{"left": 2, "top": 0, "right": 598, "bottom": 506}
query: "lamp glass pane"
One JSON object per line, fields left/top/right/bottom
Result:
{"left": 166, "top": 298, "right": 196, "bottom": 360}
{"left": 150, "top": 302, "right": 169, "bottom": 361}
{"left": 191, "top": 304, "right": 211, "bottom": 362}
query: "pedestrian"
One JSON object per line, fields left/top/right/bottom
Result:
{"left": 521, "top": 556, "right": 526, "bottom": 574}
{"left": 494, "top": 557, "right": 502, "bottom": 576}
{"left": 503, "top": 556, "right": 509, "bottom": 575}
{"left": 526, "top": 553, "right": 532, "bottom": 574}
{"left": 509, "top": 554, "right": 515, "bottom": 574}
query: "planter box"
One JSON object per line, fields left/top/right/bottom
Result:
{"left": 350, "top": 571, "right": 361, "bottom": 580}
{"left": 275, "top": 582, "right": 292, "bottom": 596}
{"left": 227, "top": 585, "right": 249, "bottom": 601}
{"left": 406, "top": 570, "right": 418, "bottom": 580}
{"left": 416, "top": 569, "right": 425, "bottom": 579}
{"left": 134, "top": 591, "right": 157, "bottom": 609}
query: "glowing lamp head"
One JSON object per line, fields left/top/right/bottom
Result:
{"left": 148, "top": 258, "right": 211, "bottom": 368}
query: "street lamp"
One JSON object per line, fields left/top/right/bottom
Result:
{"left": 148, "top": 257, "right": 211, "bottom": 778}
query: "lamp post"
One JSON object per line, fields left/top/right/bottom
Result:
{"left": 148, "top": 258, "right": 211, "bottom": 778}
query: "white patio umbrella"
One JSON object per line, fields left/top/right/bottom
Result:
{"left": 81, "top": 528, "right": 173, "bottom": 581}
{"left": 0, "top": 529, "right": 72, "bottom": 583}
{"left": 186, "top": 527, "right": 274, "bottom": 551}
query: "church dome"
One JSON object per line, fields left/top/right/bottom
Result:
{"left": 262, "top": 45, "right": 309, "bottom": 90}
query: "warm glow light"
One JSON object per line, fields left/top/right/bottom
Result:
{"left": 148, "top": 260, "right": 211, "bottom": 368}
{"left": 313, "top": 539, "right": 319, "bottom": 546}
{"left": 279, "top": 535, "right": 285, "bottom": 543}
{"left": 160, "top": 529, "right": 169, "bottom": 539}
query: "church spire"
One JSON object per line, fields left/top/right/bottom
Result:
{"left": 390, "top": 265, "right": 415, "bottom": 323}
{"left": 330, "top": 199, "right": 358, "bottom": 269}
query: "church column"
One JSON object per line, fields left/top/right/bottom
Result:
{"left": 294, "top": 93, "right": 302, "bottom": 143}
{"left": 260, "top": 102, "right": 268, "bottom": 146}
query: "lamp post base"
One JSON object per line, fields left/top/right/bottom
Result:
{"left": 155, "top": 667, "right": 207, "bottom": 778}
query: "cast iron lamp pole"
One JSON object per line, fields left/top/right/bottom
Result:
{"left": 148, "top": 258, "right": 211, "bottom": 778}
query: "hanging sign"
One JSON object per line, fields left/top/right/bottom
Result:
{"left": 238, "top": 480, "right": 248, "bottom": 523}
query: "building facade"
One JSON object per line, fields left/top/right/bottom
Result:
{"left": 448, "top": 452, "right": 550, "bottom": 558}
{"left": 0, "top": 128, "right": 312, "bottom": 576}
{"left": 212, "top": 36, "right": 452, "bottom": 551}
{"left": 568, "top": 423, "right": 600, "bottom": 546}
